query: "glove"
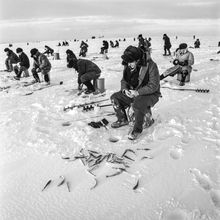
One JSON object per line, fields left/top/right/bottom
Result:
{"left": 173, "top": 59, "right": 179, "bottom": 65}
{"left": 179, "top": 60, "right": 188, "bottom": 66}
{"left": 78, "top": 83, "right": 83, "bottom": 91}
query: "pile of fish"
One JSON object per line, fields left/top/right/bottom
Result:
{"left": 42, "top": 148, "right": 152, "bottom": 192}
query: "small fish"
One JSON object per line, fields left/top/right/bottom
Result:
{"left": 42, "top": 179, "right": 52, "bottom": 191}
{"left": 106, "top": 170, "right": 123, "bottom": 178}
{"left": 141, "top": 156, "right": 153, "bottom": 160}
{"left": 122, "top": 149, "right": 136, "bottom": 157}
{"left": 133, "top": 179, "right": 139, "bottom": 190}
{"left": 61, "top": 156, "right": 70, "bottom": 160}
{"left": 90, "top": 178, "right": 98, "bottom": 190}
{"left": 137, "top": 148, "right": 151, "bottom": 151}
{"left": 66, "top": 181, "right": 71, "bottom": 192}
{"left": 123, "top": 155, "right": 135, "bottom": 161}
{"left": 57, "top": 176, "right": 65, "bottom": 187}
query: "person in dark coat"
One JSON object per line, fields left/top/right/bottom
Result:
{"left": 100, "top": 40, "right": 109, "bottom": 54}
{"left": 30, "top": 48, "right": 51, "bottom": 84}
{"left": 194, "top": 39, "right": 200, "bottom": 48}
{"left": 163, "top": 34, "right": 172, "bottom": 56}
{"left": 66, "top": 49, "right": 77, "bottom": 68}
{"left": 4, "top": 48, "right": 19, "bottom": 72}
{"left": 114, "top": 40, "right": 119, "bottom": 48}
{"left": 110, "top": 46, "right": 161, "bottom": 140}
{"left": 43, "top": 45, "right": 54, "bottom": 56}
{"left": 14, "top": 48, "right": 30, "bottom": 80}
{"left": 79, "top": 41, "right": 88, "bottom": 57}
{"left": 68, "top": 58, "right": 101, "bottom": 94}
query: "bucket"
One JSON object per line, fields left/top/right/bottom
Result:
{"left": 54, "top": 53, "right": 60, "bottom": 60}
{"left": 97, "top": 78, "right": 105, "bottom": 93}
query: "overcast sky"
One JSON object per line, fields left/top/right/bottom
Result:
{"left": 0, "top": 0, "right": 219, "bottom": 43}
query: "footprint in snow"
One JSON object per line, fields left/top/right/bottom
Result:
{"left": 190, "top": 168, "right": 213, "bottom": 191}
{"left": 169, "top": 147, "right": 183, "bottom": 160}
{"left": 209, "top": 189, "right": 220, "bottom": 209}
{"left": 162, "top": 208, "right": 189, "bottom": 220}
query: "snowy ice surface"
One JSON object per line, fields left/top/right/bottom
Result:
{"left": 0, "top": 36, "right": 220, "bottom": 220}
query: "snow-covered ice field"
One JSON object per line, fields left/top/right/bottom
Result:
{"left": 0, "top": 36, "right": 220, "bottom": 220}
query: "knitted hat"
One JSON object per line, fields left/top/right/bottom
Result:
{"left": 30, "top": 48, "right": 38, "bottom": 57}
{"left": 16, "top": 48, "right": 23, "bottom": 53}
{"left": 179, "top": 43, "right": 188, "bottom": 50}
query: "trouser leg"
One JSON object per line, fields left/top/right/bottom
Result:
{"left": 31, "top": 68, "right": 41, "bottom": 82}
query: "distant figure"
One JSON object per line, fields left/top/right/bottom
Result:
{"left": 145, "top": 37, "right": 151, "bottom": 52}
{"left": 66, "top": 49, "right": 77, "bottom": 68}
{"left": 134, "top": 38, "right": 136, "bottom": 41}
{"left": 193, "top": 35, "right": 196, "bottom": 39}
{"left": 176, "top": 36, "right": 178, "bottom": 39}
{"left": 123, "top": 38, "right": 126, "bottom": 41}
{"left": 30, "top": 48, "right": 51, "bottom": 84}
{"left": 9, "top": 44, "right": 13, "bottom": 47}
{"left": 79, "top": 41, "right": 88, "bottom": 57}
{"left": 100, "top": 40, "right": 109, "bottom": 54}
{"left": 65, "top": 41, "right": 69, "bottom": 46}
{"left": 114, "top": 40, "right": 119, "bottom": 48}
{"left": 58, "top": 42, "right": 61, "bottom": 46}
{"left": 137, "top": 34, "right": 146, "bottom": 51}
{"left": 43, "top": 45, "right": 54, "bottom": 56}
{"left": 194, "top": 39, "right": 200, "bottom": 48}
{"left": 163, "top": 34, "right": 172, "bottom": 56}
{"left": 110, "top": 41, "right": 114, "bottom": 48}
{"left": 14, "top": 48, "right": 30, "bottom": 80}
{"left": 4, "top": 48, "right": 19, "bottom": 72}
{"left": 218, "top": 41, "right": 220, "bottom": 47}
{"left": 68, "top": 58, "right": 101, "bottom": 94}
{"left": 173, "top": 43, "right": 194, "bottom": 86}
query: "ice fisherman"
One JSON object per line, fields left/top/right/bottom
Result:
{"left": 68, "top": 58, "right": 101, "bottom": 94}
{"left": 173, "top": 43, "right": 194, "bottom": 86}
{"left": 14, "top": 48, "right": 30, "bottom": 80}
{"left": 110, "top": 46, "right": 161, "bottom": 140}
{"left": 66, "top": 49, "right": 77, "bottom": 68}
{"left": 30, "top": 48, "right": 52, "bottom": 84}
{"left": 79, "top": 41, "right": 89, "bottom": 57}
{"left": 163, "top": 34, "right": 172, "bottom": 56}
{"left": 4, "top": 48, "right": 19, "bottom": 72}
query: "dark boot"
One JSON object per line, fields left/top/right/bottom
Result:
{"left": 84, "top": 81, "right": 95, "bottom": 94}
{"left": 44, "top": 73, "right": 50, "bottom": 84}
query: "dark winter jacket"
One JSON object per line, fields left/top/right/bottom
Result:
{"left": 66, "top": 50, "right": 77, "bottom": 67}
{"left": 103, "top": 41, "right": 109, "bottom": 49}
{"left": 163, "top": 35, "right": 171, "bottom": 49}
{"left": 76, "top": 59, "right": 101, "bottom": 84}
{"left": 33, "top": 51, "right": 51, "bottom": 71}
{"left": 7, "top": 50, "right": 19, "bottom": 63}
{"left": 19, "top": 52, "right": 30, "bottom": 69}
{"left": 121, "top": 59, "right": 160, "bottom": 97}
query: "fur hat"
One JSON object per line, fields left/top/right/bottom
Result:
{"left": 4, "top": 48, "right": 10, "bottom": 52}
{"left": 179, "top": 43, "right": 188, "bottom": 50}
{"left": 121, "top": 46, "right": 142, "bottom": 63}
{"left": 16, "top": 48, "right": 23, "bottom": 53}
{"left": 30, "top": 48, "right": 38, "bottom": 57}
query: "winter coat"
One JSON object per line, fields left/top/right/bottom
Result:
{"left": 121, "top": 59, "right": 161, "bottom": 97}
{"left": 67, "top": 53, "right": 77, "bottom": 64}
{"left": 7, "top": 50, "right": 19, "bottom": 63}
{"left": 76, "top": 59, "right": 101, "bottom": 84}
{"left": 163, "top": 35, "right": 171, "bottom": 49}
{"left": 19, "top": 52, "right": 30, "bottom": 69}
{"left": 175, "top": 50, "right": 194, "bottom": 73}
{"left": 33, "top": 52, "right": 51, "bottom": 71}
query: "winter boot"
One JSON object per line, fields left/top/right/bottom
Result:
{"left": 111, "top": 118, "right": 129, "bottom": 128}
{"left": 128, "top": 129, "right": 142, "bottom": 140}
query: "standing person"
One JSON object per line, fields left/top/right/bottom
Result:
{"left": 114, "top": 40, "right": 119, "bottom": 48}
{"left": 173, "top": 43, "right": 194, "bottom": 86}
{"left": 30, "top": 48, "right": 51, "bottom": 84}
{"left": 14, "top": 48, "right": 30, "bottom": 80}
{"left": 110, "top": 46, "right": 161, "bottom": 140}
{"left": 68, "top": 58, "right": 101, "bottom": 94}
{"left": 4, "top": 48, "right": 19, "bottom": 72}
{"left": 66, "top": 49, "right": 77, "bottom": 68}
{"left": 79, "top": 41, "right": 89, "bottom": 57}
{"left": 163, "top": 34, "right": 172, "bottom": 56}
{"left": 137, "top": 34, "right": 146, "bottom": 51}
{"left": 194, "top": 39, "right": 200, "bottom": 48}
